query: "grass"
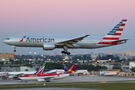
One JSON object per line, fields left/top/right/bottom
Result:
{"left": 0, "top": 82, "right": 135, "bottom": 90}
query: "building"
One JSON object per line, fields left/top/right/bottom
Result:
{"left": 122, "top": 51, "right": 135, "bottom": 56}
{"left": 91, "top": 53, "right": 98, "bottom": 59}
{"left": 64, "top": 56, "right": 72, "bottom": 60}
{"left": 20, "top": 66, "right": 35, "bottom": 71}
{"left": 0, "top": 58, "right": 10, "bottom": 65}
{"left": 0, "top": 53, "right": 15, "bottom": 60}
{"left": 1, "top": 66, "right": 20, "bottom": 72}
{"left": 129, "top": 61, "right": 135, "bottom": 69}
{"left": 99, "top": 69, "right": 120, "bottom": 76}
{"left": 102, "top": 64, "right": 114, "bottom": 70}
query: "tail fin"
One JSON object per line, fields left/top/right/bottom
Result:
{"left": 34, "top": 63, "right": 39, "bottom": 71}
{"left": 63, "top": 63, "right": 68, "bottom": 72}
{"left": 35, "top": 62, "right": 47, "bottom": 75}
{"left": 98, "top": 19, "right": 127, "bottom": 44}
{"left": 67, "top": 65, "right": 76, "bottom": 74}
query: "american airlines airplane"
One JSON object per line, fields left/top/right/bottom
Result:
{"left": 4, "top": 19, "right": 128, "bottom": 55}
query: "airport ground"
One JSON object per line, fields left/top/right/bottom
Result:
{"left": 1, "top": 76, "right": 135, "bottom": 90}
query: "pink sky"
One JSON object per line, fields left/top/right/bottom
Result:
{"left": 0, "top": 0, "right": 134, "bottom": 25}
{"left": 0, "top": 0, "right": 135, "bottom": 54}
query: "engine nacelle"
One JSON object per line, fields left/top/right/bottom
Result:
{"left": 43, "top": 43, "right": 55, "bottom": 50}
{"left": 38, "top": 78, "right": 45, "bottom": 82}
{"left": 53, "top": 74, "right": 69, "bottom": 80}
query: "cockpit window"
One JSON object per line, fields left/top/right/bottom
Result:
{"left": 6, "top": 38, "right": 10, "bottom": 40}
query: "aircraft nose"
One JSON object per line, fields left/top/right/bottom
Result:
{"left": 4, "top": 40, "right": 8, "bottom": 44}
{"left": 4, "top": 37, "right": 11, "bottom": 44}
{"left": 4, "top": 39, "right": 11, "bottom": 45}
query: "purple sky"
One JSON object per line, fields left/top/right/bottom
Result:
{"left": 0, "top": 0, "right": 135, "bottom": 55}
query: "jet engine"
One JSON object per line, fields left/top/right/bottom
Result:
{"left": 53, "top": 74, "right": 69, "bottom": 80}
{"left": 43, "top": 43, "right": 55, "bottom": 50}
{"left": 38, "top": 78, "right": 45, "bottom": 82}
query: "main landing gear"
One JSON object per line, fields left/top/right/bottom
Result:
{"left": 12, "top": 46, "right": 16, "bottom": 52}
{"left": 61, "top": 51, "right": 70, "bottom": 55}
{"left": 61, "top": 46, "right": 70, "bottom": 55}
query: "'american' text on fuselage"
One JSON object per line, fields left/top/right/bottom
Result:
{"left": 26, "top": 37, "right": 55, "bottom": 42}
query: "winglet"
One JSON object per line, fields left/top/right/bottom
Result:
{"left": 85, "top": 34, "right": 90, "bottom": 37}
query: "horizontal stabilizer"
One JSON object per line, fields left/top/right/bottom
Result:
{"left": 111, "top": 39, "right": 129, "bottom": 43}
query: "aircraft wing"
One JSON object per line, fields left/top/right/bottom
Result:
{"left": 56, "top": 34, "right": 90, "bottom": 47}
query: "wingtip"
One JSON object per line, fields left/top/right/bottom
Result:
{"left": 85, "top": 34, "right": 90, "bottom": 36}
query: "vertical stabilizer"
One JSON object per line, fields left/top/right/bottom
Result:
{"left": 67, "top": 65, "right": 76, "bottom": 74}
{"left": 35, "top": 62, "right": 47, "bottom": 75}
{"left": 34, "top": 63, "right": 39, "bottom": 71}
{"left": 98, "top": 19, "right": 127, "bottom": 45}
{"left": 63, "top": 63, "right": 68, "bottom": 72}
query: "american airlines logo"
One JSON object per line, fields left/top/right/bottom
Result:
{"left": 26, "top": 37, "right": 55, "bottom": 42}
{"left": 20, "top": 36, "right": 26, "bottom": 42}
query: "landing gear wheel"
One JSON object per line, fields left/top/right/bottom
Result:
{"left": 46, "top": 80, "right": 50, "bottom": 82}
{"left": 18, "top": 80, "right": 22, "bottom": 83}
{"left": 13, "top": 46, "right": 16, "bottom": 52}
{"left": 14, "top": 50, "right": 16, "bottom": 52}
{"left": 46, "top": 79, "right": 50, "bottom": 82}
{"left": 61, "top": 51, "right": 70, "bottom": 55}
{"left": 67, "top": 52, "right": 70, "bottom": 55}
{"left": 61, "top": 51, "right": 65, "bottom": 54}
{"left": 61, "top": 51, "right": 67, "bottom": 54}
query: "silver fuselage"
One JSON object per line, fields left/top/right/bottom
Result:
{"left": 4, "top": 35, "right": 125, "bottom": 50}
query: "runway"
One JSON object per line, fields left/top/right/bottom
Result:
{"left": 1, "top": 76, "right": 135, "bottom": 85}
{"left": 5, "top": 88, "right": 99, "bottom": 90}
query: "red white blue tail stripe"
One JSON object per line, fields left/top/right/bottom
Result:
{"left": 98, "top": 19, "right": 127, "bottom": 45}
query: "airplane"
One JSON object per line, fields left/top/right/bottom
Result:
{"left": 8, "top": 63, "right": 65, "bottom": 79}
{"left": 8, "top": 71, "right": 36, "bottom": 79}
{"left": 4, "top": 19, "right": 128, "bottom": 55}
{"left": 7, "top": 63, "right": 41, "bottom": 79}
{"left": 104, "top": 72, "right": 118, "bottom": 76}
{"left": 34, "top": 62, "right": 75, "bottom": 74}
{"left": 44, "top": 63, "right": 76, "bottom": 74}
{"left": 74, "top": 70, "right": 89, "bottom": 75}
{"left": 63, "top": 63, "right": 88, "bottom": 75}
{"left": 34, "top": 63, "right": 65, "bottom": 74}
{"left": 63, "top": 63, "right": 76, "bottom": 74}
{"left": 19, "top": 63, "right": 70, "bottom": 82}
{"left": 44, "top": 69, "right": 65, "bottom": 74}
